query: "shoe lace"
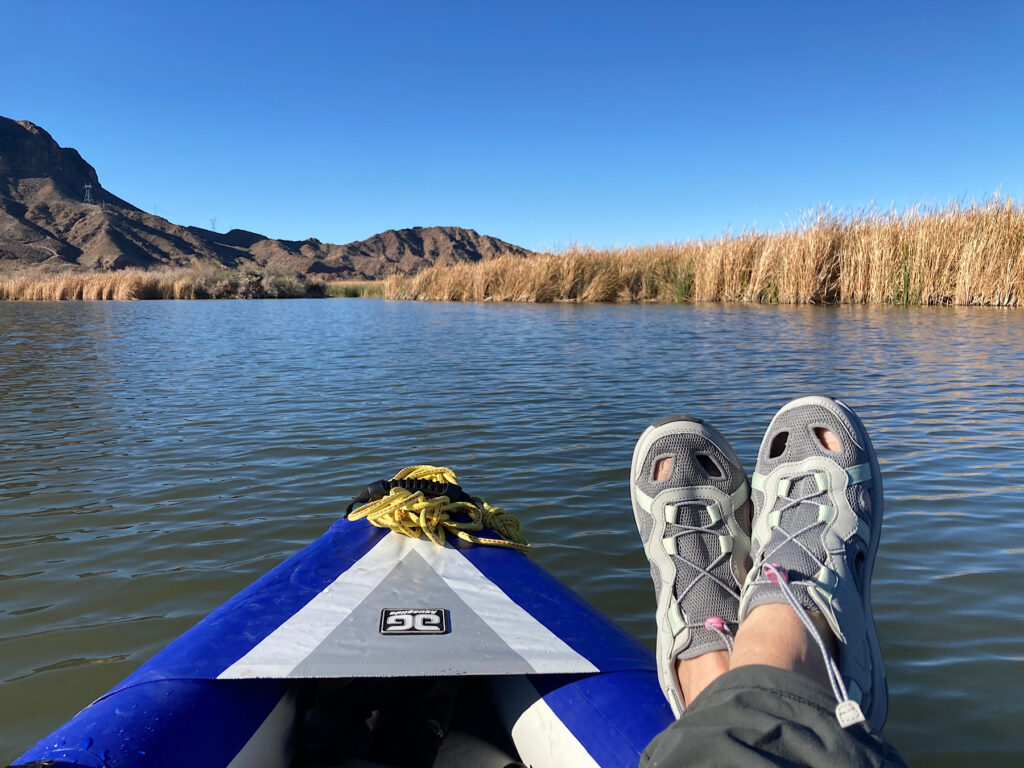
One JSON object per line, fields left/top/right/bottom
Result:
{"left": 754, "top": 471, "right": 829, "bottom": 570}
{"left": 669, "top": 503, "right": 740, "bottom": 640}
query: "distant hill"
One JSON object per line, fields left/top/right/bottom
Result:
{"left": 0, "top": 116, "right": 533, "bottom": 278}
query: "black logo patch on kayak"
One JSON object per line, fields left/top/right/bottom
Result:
{"left": 379, "top": 609, "right": 449, "bottom": 635}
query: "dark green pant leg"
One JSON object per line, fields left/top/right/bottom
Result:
{"left": 640, "top": 665, "right": 908, "bottom": 768}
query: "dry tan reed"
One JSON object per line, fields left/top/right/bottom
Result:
{"left": 0, "top": 267, "right": 324, "bottom": 301}
{"left": 385, "top": 197, "right": 1024, "bottom": 306}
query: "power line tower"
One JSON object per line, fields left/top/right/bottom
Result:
{"left": 210, "top": 217, "right": 217, "bottom": 232}
{"left": 83, "top": 183, "right": 95, "bottom": 205}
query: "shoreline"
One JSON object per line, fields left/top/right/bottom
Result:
{"left": 385, "top": 197, "right": 1024, "bottom": 307}
{"left": 0, "top": 270, "right": 383, "bottom": 301}
{"left": 4, "top": 198, "right": 1022, "bottom": 306}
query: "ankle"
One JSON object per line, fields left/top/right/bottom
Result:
{"left": 730, "top": 604, "right": 838, "bottom": 691}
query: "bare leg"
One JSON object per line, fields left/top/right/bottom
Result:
{"left": 729, "top": 605, "right": 838, "bottom": 691}
{"left": 675, "top": 652, "right": 731, "bottom": 706}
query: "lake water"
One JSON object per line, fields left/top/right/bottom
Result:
{"left": 2, "top": 299, "right": 1022, "bottom": 766}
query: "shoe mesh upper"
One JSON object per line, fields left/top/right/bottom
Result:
{"left": 636, "top": 433, "right": 733, "bottom": 498}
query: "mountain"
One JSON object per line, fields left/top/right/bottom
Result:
{"left": 0, "top": 116, "right": 533, "bottom": 278}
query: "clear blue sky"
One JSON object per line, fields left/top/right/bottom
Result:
{"left": 3, "top": 1, "right": 1022, "bottom": 251}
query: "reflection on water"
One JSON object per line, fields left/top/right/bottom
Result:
{"left": 2, "top": 300, "right": 1023, "bottom": 765}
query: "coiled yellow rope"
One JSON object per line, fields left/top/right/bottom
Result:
{"left": 346, "top": 465, "right": 530, "bottom": 552}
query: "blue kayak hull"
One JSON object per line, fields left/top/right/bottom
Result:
{"left": 13, "top": 516, "right": 673, "bottom": 767}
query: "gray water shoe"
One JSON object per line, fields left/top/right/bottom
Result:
{"left": 739, "top": 395, "right": 888, "bottom": 729}
{"left": 630, "top": 416, "right": 751, "bottom": 717}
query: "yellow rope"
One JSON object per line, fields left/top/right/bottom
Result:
{"left": 347, "top": 465, "right": 530, "bottom": 552}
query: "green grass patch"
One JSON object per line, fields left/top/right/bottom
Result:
{"left": 325, "top": 280, "right": 385, "bottom": 298}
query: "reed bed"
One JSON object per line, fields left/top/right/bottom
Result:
{"left": 0, "top": 267, "right": 325, "bottom": 301}
{"left": 385, "top": 198, "right": 1024, "bottom": 306}
{"left": 324, "top": 280, "right": 386, "bottom": 298}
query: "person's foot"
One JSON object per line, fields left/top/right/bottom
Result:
{"left": 630, "top": 416, "right": 751, "bottom": 717}
{"left": 739, "top": 396, "right": 888, "bottom": 728}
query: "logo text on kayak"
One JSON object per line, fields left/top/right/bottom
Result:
{"left": 379, "top": 608, "right": 449, "bottom": 635}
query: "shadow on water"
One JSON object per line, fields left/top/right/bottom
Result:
{"left": 1, "top": 300, "right": 1023, "bottom": 765}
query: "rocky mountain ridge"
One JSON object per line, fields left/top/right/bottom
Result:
{"left": 0, "top": 116, "right": 532, "bottom": 278}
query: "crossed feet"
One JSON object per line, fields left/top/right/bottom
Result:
{"left": 630, "top": 397, "right": 888, "bottom": 728}
{"left": 651, "top": 432, "right": 844, "bottom": 705}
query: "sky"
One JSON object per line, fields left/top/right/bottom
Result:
{"left": 3, "top": 1, "right": 1022, "bottom": 251}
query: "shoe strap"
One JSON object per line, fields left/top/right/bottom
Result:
{"left": 752, "top": 462, "right": 872, "bottom": 492}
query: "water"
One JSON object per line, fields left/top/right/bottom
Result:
{"left": 2, "top": 300, "right": 1022, "bottom": 766}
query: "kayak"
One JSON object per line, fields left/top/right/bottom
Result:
{"left": 11, "top": 471, "right": 673, "bottom": 768}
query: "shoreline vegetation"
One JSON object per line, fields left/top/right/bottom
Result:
{"left": 0, "top": 268, "right": 383, "bottom": 301}
{"left": 386, "top": 198, "right": 1024, "bottom": 306}
{"left": 2, "top": 198, "right": 1022, "bottom": 306}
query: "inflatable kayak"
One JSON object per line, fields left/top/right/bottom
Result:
{"left": 11, "top": 469, "right": 673, "bottom": 768}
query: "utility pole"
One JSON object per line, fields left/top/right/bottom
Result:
{"left": 83, "top": 183, "right": 94, "bottom": 204}
{"left": 210, "top": 217, "right": 217, "bottom": 232}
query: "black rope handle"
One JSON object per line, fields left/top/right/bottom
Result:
{"left": 346, "top": 478, "right": 475, "bottom": 514}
